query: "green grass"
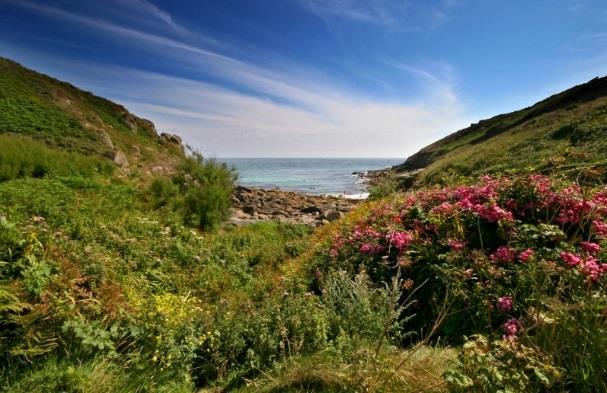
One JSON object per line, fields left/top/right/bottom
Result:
{"left": 393, "top": 76, "right": 607, "bottom": 187}
{"left": 418, "top": 98, "right": 607, "bottom": 185}
{"left": 0, "top": 57, "right": 185, "bottom": 176}
{"left": 0, "top": 134, "right": 115, "bottom": 181}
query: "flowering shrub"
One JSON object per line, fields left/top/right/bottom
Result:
{"left": 315, "top": 175, "right": 607, "bottom": 343}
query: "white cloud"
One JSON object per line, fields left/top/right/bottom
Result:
{"left": 83, "top": 65, "right": 470, "bottom": 158}
{"left": 1, "top": 0, "right": 472, "bottom": 157}
{"left": 293, "top": 0, "right": 459, "bottom": 30}
{"left": 117, "top": 0, "right": 188, "bottom": 35}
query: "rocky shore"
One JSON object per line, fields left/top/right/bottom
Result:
{"left": 230, "top": 185, "right": 361, "bottom": 226}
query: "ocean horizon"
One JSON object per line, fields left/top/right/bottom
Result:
{"left": 218, "top": 157, "right": 403, "bottom": 197}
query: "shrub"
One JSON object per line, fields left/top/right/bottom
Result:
{"left": 444, "top": 335, "right": 560, "bottom": 392}
{"left": 322, "top": 270, "right": 405, "bottom": 342}
{"left": 149, "top": 152, "right": 236, "bottom": 230}
{"left": 307, "top": 174, "right": 607, "bottom": 390}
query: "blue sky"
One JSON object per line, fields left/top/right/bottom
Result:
{"left": 1, "top": 0, "right": 606, "bottom": 158}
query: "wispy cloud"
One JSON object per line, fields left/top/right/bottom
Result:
{"left": 1, "top": 0, "right": 471, "bottom": 157}
{"left": 293, "top": 0, "right": 459, "bottom": 30}
{"left": 50, "top": 60, "right": 470, "bottom": 158}
{"left": 115, "top": 0, "right": 188, "bottom": 35}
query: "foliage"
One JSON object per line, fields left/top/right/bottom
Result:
{"left": 236, "top": 344, "right": 455, "bottom": 393}
{"left": 0, "top": 135, "right": 115, "bottom": 181}
{"left": 148, "top": 153, "right": 236, "bottom": 230}
{"left": 306, "top": 174, "right": 607, "bottom": 391}
{"left": 0, "top": 57, "right": 185, "bottom": 179}
{"left": 0, "top": 173, "right": 317, "bottom": 390}
{"left": 444, "top": 335, "right": 559, "bottom": 393}
{"left": 178, "top": 153, "right": 236, "bottom": 230}
{"left": 398, "top": 77, "right": 607, "bottom": 187}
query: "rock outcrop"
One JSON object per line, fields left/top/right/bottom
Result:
{"left": 230, "top": 186, "right": 360, "bottom": 226}
{"left": 160, "top": 132, "right": 183, "bottom": 145}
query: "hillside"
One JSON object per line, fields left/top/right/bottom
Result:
{"left": 393, "top": 76, "right": 607, "bottom": 186}
{"left": 0, "top": 57, "right": 185, "bottom": 178}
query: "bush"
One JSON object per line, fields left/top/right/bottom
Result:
{"left": 444, "top": 335, "right": 560, "bottom": 392}
{"left": 149, "top": 152, "right": 236, "bottom": 230}
{"left": 307, "top": 174, "right": 607, "bottom": 391}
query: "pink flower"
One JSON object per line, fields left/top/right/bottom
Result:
{"left": 491, "top": 246, "right": 517, "bottom": 263}
{"left": 496, "top": 296, "right": 513, "bottom": 313}
{"left": 560, "top": 251, "right": 582, "bottom": 267}
{"left": 360, "top": 243, "right": 374, "bottom": 254}
{"left": 432, "top": 202, "right": 456, "bottom": 215}
{"left": 329, "top": 248, "right": 339, "bottom": 258}
{"left": 518, "top": 248, "right": 534, "bottom": 262}
{"left": 593, "top": 220, "right": 607, "bottom": 238}
{"left": 581, "top": 241, "right": 601, "bottom": 254}
{"left": 581, "top": 258, "right": 600, "bottom": 281}
{"left": 471, "top": 204, "right": 514, "bottom": 223}
{"left": 502, "top": 318, "right": 520, "bottom": 340}
{"left": 386, "top": 231, "right": 413, "bottom": 251}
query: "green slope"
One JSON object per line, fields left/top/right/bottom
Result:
{"left": 396, "top": 76, "right": 607, "bottom": 185}
{"left": 0, "top": 57, "right": 185, "bottom": 178}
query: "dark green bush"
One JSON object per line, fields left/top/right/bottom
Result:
{"left": 149, "top": 153, "right": 236, "bottom": 230}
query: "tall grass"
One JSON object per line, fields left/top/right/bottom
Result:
{"left": 0, "top": 134, "right": 114, "bottom": 181}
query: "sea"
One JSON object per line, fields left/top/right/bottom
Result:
{"left": 218, "top": 158, "right": 403, "bottom": 198}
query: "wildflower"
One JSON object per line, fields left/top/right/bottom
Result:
{"left": 560, "top": 251, "right": 582, "bottom": 267}
{"left": 581, "top": 241, "right": 601, "bottom": 254}
{"left": 593, "top": 220, "right": 607, "bottom": 238}
{"left": 472, "top": 203, "right": 513, "bottom": 223}
{"left": 496, "top": 296, "right": 513, "bottom": 313}
{"left": 518, "top": 248, "right": 534, "bottom": 262}
{"left": 432, "top": 202, "right": 456, "bottom": 215}
{"left": 502, "top": 318, "right": 520, "bottom": 340}
{"left": 491, "top": 246, "right": 517, "bottom": 263}
{"left": 580, "top": 257, "right": 605, "bottom": 282}
{"left": 386, "top": 231, "right": 413, "bottom": 250}
{"left": 360, "top": 243, "right": 383, "bottom": 254}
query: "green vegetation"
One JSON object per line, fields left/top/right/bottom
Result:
{"left": 0, "top": 134, "right": 115, "bottom": 181}
{"left": 393, "top": 76, "right": 607, "bottom": 187}
{"left": 2, "top": 58, "right": 607, "bottom": 392}
{"left": 0, "top": 57, "right": 185, "bottom": 177}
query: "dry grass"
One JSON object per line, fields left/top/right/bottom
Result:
{"left": 233, "top": 344, "right": 456, "bottom": 393}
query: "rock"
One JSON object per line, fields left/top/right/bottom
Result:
{"left": 316, "top": 219, "right": 330, "bottom": 227}
{"left": 100, "top": 130, "right": 114, "bottom": 150}
{"left": 151, "top": 166, "right": 165, "bottom": 175}
{"left": 132, "top": 145, "right": 141, "bottom": 158}
{"left": 242, "top": 205, "right": 256, "bottom": 215}
{"left": 326, "top": 211, "right": 343, "bottom": 221}
{"left": 230, "top": 185, "right": 360, "bottom": 226}
{"left": 113, "top": 150, "right": 129, "bottom": 169}
{"left": 160, "top": 132, "right": 183, "bottom": 145}
{"left": 301, "top": 205, "right": 322, "bottom": 214}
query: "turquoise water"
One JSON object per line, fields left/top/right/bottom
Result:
{"left": 218, "top": 158, "right": 402, "bottom": 196}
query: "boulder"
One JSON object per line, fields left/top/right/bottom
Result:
{"left": 160, "top": 132, "right": 183, "bottom": 145}
{"left": 301, "top": 205, "right": 322, "bottom": 214}
{"left": 242, "top": 205, "right": 256, "bottom": 215}
{"left": 326, "top": 211, "right": 343, "bottom": 221}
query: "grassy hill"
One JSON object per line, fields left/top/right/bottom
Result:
{"left": 394, "top": 76, "right": 607, "bottom": 186}
{"left": 0, "top": 57, "right": 185, "bottom": 179}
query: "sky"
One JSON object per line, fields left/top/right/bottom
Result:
{"left": 1, "top": 0, "right": 607, "bottom": 158}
